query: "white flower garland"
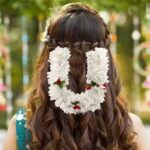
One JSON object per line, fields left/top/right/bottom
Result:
{"left": 47, "top": 46, "right": 109, "bottom": 114}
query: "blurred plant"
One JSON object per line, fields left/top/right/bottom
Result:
{"left": 0, "top": 25, "right": 8, "bottom": 92}
{"left": 0, "top": 0, "right": 149, "bottom": 18}
{"left": 0, "top": 25, "right": 8, "bottom": 115}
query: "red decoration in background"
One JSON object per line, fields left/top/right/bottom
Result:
{"left": 0, "top": 105, "right": 7, "bottom": 111}
{"left": 147, "top": 101, "right": 150, "bottom": 107}
{"left": 0, "top": 83, "right": 7, "bottom": 91}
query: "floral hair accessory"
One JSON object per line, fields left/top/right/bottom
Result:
{"left": 47, "top": 46, "right": 109, "bottom": 114}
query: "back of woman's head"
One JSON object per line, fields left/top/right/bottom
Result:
{"left": 27, "top": 3, "right": 136, "bottom": 150}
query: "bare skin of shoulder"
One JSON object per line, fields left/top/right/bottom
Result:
{"left": 3, "top": 115, "right": 17, "bottom": 150}
{"left": 129, "top": 113, "right": 150, "bottom": 150}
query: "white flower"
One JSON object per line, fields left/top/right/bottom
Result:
{"left": 48, "top": 46, "right": 71, "bottom": 86}
{"left": 48, "top": 84, "right": 63, "bottom": 100}
{"left": 86, "top": 47, "right": 109, "bottom": 85}
{"left": 47, "top": 46, "right": 109, "bottom": 114}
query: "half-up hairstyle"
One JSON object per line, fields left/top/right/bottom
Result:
{"left": 27, "top": 3, "right": 137, "bottom": 150}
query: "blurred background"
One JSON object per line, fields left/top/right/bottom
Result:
{"left": 0, "top": 0, "right": 150, "bottom": 149}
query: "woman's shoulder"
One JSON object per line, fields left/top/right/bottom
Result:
{"left": 129, "top": 112, "right": 150, "bottom": 150}
{"left": 129, "top": 112, "right": 143, "bottom": 127}
{"left": 3, "top": 114, "right": 17, "bottom": 150}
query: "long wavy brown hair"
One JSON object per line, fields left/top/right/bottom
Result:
{"left": 27, "top": 3, "right": 137, "bottom": 150}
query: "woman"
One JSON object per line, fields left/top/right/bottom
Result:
{"left": 3, "top": 3, "right": 150, "bottom": 150}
